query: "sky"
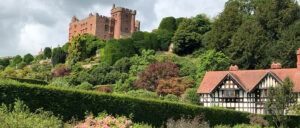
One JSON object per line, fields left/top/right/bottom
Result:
{"left": 0, "top": 0, "right": 229, "bottom": 57}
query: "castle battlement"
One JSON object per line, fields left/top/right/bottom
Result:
{"left": 68, "top": 4, "right": 140, "bottom": 42}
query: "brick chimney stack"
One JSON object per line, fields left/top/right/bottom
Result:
{"left": 271, "top": 62, "right": 282, "bottom": 69}
{"left": 297, "top": 48, "right": 300, "bottom": 72}
{"left": 229, "top": 65, "right": 239, "bottom": 71}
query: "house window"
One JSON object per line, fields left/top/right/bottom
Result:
{"left": 260, "top": 89, "right": 268, "bottom": 97}
{"left": 224, "top": 90, "right": 235, "bottom": 97}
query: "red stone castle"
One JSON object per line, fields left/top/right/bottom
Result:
{"left": 68, "top": 4, "right": 140, "bottom": 42}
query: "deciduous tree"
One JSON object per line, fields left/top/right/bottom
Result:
{"left": 158, "top": 16, "right": 177, "bottom": 32}
{"left": 156, "top": 78, "right": 194, "bottom": 97}
{"left": 43, "top": 47, "right": 52, "bottom": 59}
{"left": 134, "top": 62, "right": 180, "bottom": 91}
{"left": 24, "top": 53, "right": 34, "bottom": 65}
{"left": 266, "top": 77, "right": 297, "bottom": 128}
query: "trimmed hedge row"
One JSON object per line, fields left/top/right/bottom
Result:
{"left": 0, "top": 79, "right": 299, "bottom": 127}
{"left": 7, "top": 77, "right": 48, "bottom": 85}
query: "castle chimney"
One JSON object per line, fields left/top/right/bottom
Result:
{"left": 88, "top": 13, "right": 93, "bottom": 17}
{"left": 112, "top": 4, "right": 115, "bottom": 9}
{"left": 71, "top": 16, "right": 78, "bottom": 22}
{"left": 297, "top": 48, "right": 300, "bottom": 72}
{"left": 229, "top": 65, "right": 239, "bottom": 71}
{"left": 271, "top": 62, "right": 282, "bottom": 69}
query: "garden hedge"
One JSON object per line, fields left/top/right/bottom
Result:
{"left": 7, "top": 77, "right": 48, "bottom": 85}
{"left": 0, "top": 79, "right": 299, "bottom": 127}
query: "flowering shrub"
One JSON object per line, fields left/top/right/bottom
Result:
{"left": 75, "top": 113, "right": 151, "bottom": 128}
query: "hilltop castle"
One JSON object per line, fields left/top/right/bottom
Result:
{"left": 68, "top": 4, "right": 140, "bottom": 42}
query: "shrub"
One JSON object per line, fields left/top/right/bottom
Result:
{"left": 247, "top": 114, "right": 269, "bottom": 127}
{"left": 181, "top": 88, "right": 199, "bottom": 104}
{"left": 48, "top": 78, "right": 70, "bottom": 88}
{"left": 129, "top": 49, "right": 156, "bottom": 76}
{"left": 166, "top": 115, "right": 209, "bottom": 128}
{"left": 0, "top": 79, "right": 299, "bottom": 127}
{"left": 17, "top": 61, "right": 27, "bottom": 69}
{"left": 164, "top": 94, "right": 179, "bottom": 102}
{"left": 1, "top": 67, "right": 17, "bottom": 77}
{"left": 112, "top": 57, "right": 132, "bottom": 73}
{"left": 0, "top": 99, "right": 63, "bottom": 128}
{"left": 139, "top": 91, "right": 159, "bottom": 99}
{"left": 51, "top": 66, "right": 71, "bottom": 78}
{"left": 105, "top": 70, "right": 122, "bottom": 84}
{"left": 0, "top": 65, "right": 4, "bottom": 71}
{"left": 76, "top": 82, "right": 93, "bottom": 90}
{"left": 122, "top": 76, "right": 139, "bottom": 91}
{"left": 98, "top": 86, "right": 113, "bottom": 93}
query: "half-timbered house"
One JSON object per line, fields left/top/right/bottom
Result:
{"left": 197, "top": 48, "right": 300, "bottom": 114}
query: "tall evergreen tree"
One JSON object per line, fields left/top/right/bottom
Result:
{"left": 226, "top": 19, "right": 270, "bottom": 69}
{"left": 52, "top": 47, "right": 66, "bottom": 66}
{"left": 254, "top": 0, "right": 300, "bottom": 40}
{"left": 207, "top": 0, "right": 244, "bottom": 52}
{"left": 67, "top": 34, "right": 87, "bottom": 67}
{"left": 272, "top": 19, "right": 300, "bottom": 68}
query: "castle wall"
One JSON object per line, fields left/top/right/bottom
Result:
{"left": 69, "top": 14, "right": 97, "bottom": 42}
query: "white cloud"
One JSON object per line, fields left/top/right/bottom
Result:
{"left": 7, "top": 0, "right": 300, "bottom": 57}
{"left": 18, "top": 24, "right": 49, "bottom": 55}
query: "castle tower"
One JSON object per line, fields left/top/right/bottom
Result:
{"left": 111, "top": 4, "right": 138, "bottom": 39}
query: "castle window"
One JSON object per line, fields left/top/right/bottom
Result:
{"left": 125, "top": 28, "right": 128, "bottom": 32}
{"left": 105, "top": 25, "right": 109, "bottom": 31}
{"left": 90, "top": 24, "right": 92, "bottom": 30}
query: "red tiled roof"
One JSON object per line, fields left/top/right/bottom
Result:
{"left": 197, "top": 68, "right": 300, "bottom": 93}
